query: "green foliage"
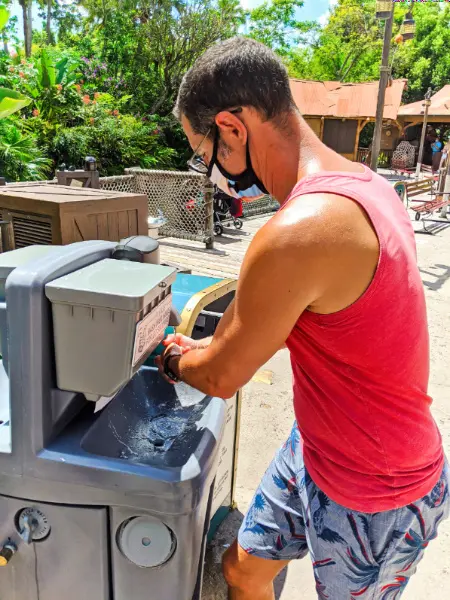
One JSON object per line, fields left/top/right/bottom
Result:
{"left": 51, "top": 103, "right": 176, "bottom": 175}
{"left": 0, "top": 87, "right": 31, "bottom": 118}
{"left": 391, "top": 4, "right": 450, "bottom": 102}
{"left": 79, "top": 0, "right": 245, "bottom": 115}
{"left": 246, "top": 0, "right": 317, "bottom": 55}
{"left": 377, "top": 151, "right": 389, "bottom": 168}
{"left": 22, "top": 48, "right": 81, "bottom": 122}
{"left": 286, "top": 0, "right": 450, "bottom": 98}
{"left": 2, "top": 48, "right": 82, "bottom": 124}
{"left": 0, "top": 119, "right": 52, "bottom": 181}
{"left": 288, "top": 0, "right": 383, "bottom": 82}
{"left": 0, "top": 5, "right": 9, "bottom": 31}
{"left": 0, "top": 0, "right": 449, "bottom": 182}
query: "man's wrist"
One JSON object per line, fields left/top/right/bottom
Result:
{"left": 166, "top": 354, "right": 181, "bottom": 381}
{"left": 162, "top": 344, "right": 182, "bottom": 383}
{"left": 197, "top": 336, "right": 213, "bottom": 349}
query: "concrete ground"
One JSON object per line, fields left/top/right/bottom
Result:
{"left": 199, "top": 206, "right": 450, "bottom": 599}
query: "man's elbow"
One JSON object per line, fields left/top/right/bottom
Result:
{"left": 205, "top": 374, "right": 240, "bottom": 399}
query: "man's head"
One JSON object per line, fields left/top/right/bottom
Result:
{"left": 174, "top": 37, "right": 299, "bottom": 201}
{"left": 175, "top": 36, "right": 295, "bottom": 137}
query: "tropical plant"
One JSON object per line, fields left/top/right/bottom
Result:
{"left": 0, "top": 87, "right": 31, "bottom": 118}
{"left": 19, "top": 48, "right": 81, "bottom": 122}
{"left": 377, "top": 152, "right": 389, "bottom": 168}
{"left": 79, "top": 0, "right": 245, "bottom": 115}
{"left": 0, "top": 119, "right": 52, "bottom": 181}
{"left": 51, "top": 107, "right": 176, "bottom": 175}
{"left": 1, "top": 0, "right": 448, "bottom": 183}
{"left": 0, "top": 3, "right": 9, "bottom": 31}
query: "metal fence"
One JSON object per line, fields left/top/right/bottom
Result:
{"left": 126, "top": 168, "right": 213, "bottom": 245}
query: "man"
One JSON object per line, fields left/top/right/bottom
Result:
{"left": 157, "top": 37, "right": 449, "bottom": 600}
{"left": 431, "top": 135, "right": 443, "bottom": 174}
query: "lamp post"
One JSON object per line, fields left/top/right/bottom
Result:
{"left": 370, "top": 4, "right": 394, "bottom": 172}
{"left": 415, "top": 88, "right": 432, "bottom": 178}
{"left": 371, "top": 2, "right": 416, "bottom": 172}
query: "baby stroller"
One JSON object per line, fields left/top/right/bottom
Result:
{"left": 213, "top": 189, "right": 243, "bottom": 236}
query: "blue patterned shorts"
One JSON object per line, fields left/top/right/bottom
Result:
{"left": 238, "top": 422, "right": 450, "bottom": 599}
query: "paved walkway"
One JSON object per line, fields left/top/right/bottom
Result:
{"left": 166, "top": 206, "right": 450, "bottom": 599}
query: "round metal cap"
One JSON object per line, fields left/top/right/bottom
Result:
{"left": 117, "top": 517, "right": 175, "bottom": 568}
{"left": 17, "top": 508, "right": 50, "bottom": 541}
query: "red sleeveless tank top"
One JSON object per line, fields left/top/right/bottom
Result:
{"left": 284, "top": 166, "right": 444, "bottom": 513}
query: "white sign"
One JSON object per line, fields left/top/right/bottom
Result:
{"left": 211, "top": 395, "right": 238, "bottom": 517}
{"left": 132, "top": 294, "right": 172, "bottom": 366}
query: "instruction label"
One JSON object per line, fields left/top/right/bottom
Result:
{"left": 132, "top": 294, "right": 172, "bottom": 366}
{"left": 211, "top": 395, "right": 238, "bottom": 517}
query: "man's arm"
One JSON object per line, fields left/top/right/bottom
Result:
{"left": 163, "top": 209, "right": 328, "bottom": 398}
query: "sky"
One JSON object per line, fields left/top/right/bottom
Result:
{"left": 10, "top": 0, "right": 336, "bottom": 40}
{"left": 240, "top": 0, "right": 336, "bottom": 25}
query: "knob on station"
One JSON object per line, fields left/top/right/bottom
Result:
{"left": 117, "top": 516, "right": 175, "bottom": 567}
{"left": 0, "top": 542, "right": 17, "bottom": 566}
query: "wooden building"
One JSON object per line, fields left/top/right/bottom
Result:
{"left": 289, "top": 79, "right": 407, "bottom": 161}
{"left": 397, "top": 85, "right": 450, "bottom": 139}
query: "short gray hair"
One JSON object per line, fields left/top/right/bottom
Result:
{"left": 174, "top": 37, "right": 296, "bottom": 136}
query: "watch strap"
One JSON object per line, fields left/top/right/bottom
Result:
{"left": 162, "top": 344, "right": 182, "bottom": 383}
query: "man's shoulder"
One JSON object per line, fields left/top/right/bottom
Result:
{"left": 256, "top": 191, "right": 366, "bottom": 252}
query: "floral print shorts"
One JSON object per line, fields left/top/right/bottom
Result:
{"left": 238, "top": 422, "right": 450, "bottom": 599}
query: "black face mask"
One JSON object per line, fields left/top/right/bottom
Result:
{"left": 206, "top": 128, "right": 268, "bottom": 200}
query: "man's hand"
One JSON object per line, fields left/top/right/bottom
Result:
{"left": 162, "top": 333, "right": 212, "bottom": 352}
{"left": 156, "top": 334, "right": 213, "bottom": 383}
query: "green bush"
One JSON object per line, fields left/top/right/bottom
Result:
{"left": 377, "top": 152, "right": 389, "bottom": 169}
{"left": 0, "top": 120, "right": 52, "bottom": 182}
{"left": 2, "top": 49, "right": 82, "bottom": 125}
{"left": 52, "top": 110, "right": 176, "bottom": 175}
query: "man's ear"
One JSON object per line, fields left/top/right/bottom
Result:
{"left": 215, "top": 111, "right": 247, "bottom": 146}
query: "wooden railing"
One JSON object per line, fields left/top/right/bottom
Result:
{"left": 357, "top": 148, "right": 394, "bottom": 167}
{"left": 357, "top": 148, "right": 371, "bottom": 164}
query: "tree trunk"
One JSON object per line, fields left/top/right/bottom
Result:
{"left": 26, "top": 1, "right": 32, "bottom": 53}
{"left": 2, "top": 32, "right": 8, "bottom": 55}
{"left": 46, "top": 0, "right": 52, "bottom": 44}
{"left": 19, "top": 0, "right": 32, "bottom": 57}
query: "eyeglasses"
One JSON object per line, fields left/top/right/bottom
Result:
{"left": 186, "top": 107, "right": 243, "bottom": 174}
{"left": 187, "top": 127, "right": 211, "bottom": 174}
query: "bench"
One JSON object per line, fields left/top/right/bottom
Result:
{"left": 394, "top": 178, "right": 450, "bottom": 233}
{"left": 421, "top": 164, "right": 433, "bottom": 175}
{"left": 394, "top": 178, "right": 434, "bottom": 208}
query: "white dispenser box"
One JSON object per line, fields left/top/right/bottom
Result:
{"left": 45, "top": 259, "right": 176, "bottom": 401}
{"left": 0, "top": 245, "right": 60, "bottom": 300}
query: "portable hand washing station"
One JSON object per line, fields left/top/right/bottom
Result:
{"left": 0, "top": 237, "right": 238, "bottom": 600}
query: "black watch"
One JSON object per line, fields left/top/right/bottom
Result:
{"left": 163, "top": 350, "right": 182, "bottom": 383}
